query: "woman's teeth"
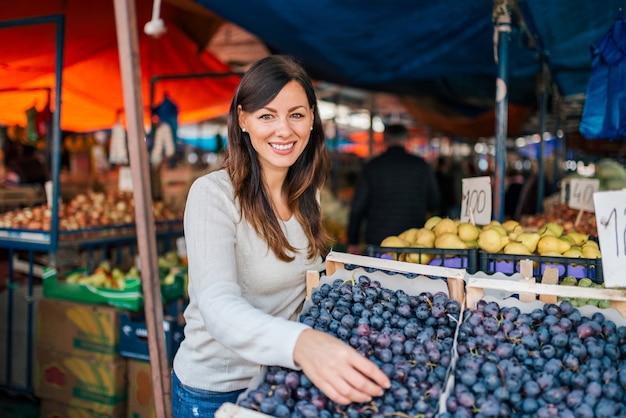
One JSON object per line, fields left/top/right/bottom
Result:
{"left": 271, "top": 143, "right": 294, "bottom": 150}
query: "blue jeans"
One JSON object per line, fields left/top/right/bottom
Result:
{"left": 171, "top": 369, "right": 245, "bottom": 418}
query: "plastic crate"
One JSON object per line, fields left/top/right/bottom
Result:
{"left": 477, "top": 251, "right": 603, "bottom": 284}
{"left": 41, "top": 267, "right": 186, "bottom": 311}
{"left": 365, "top": 245, "right": 479, "bottom": 274}
{"left": 119, "top": 311, "right": 184, "bottom": 364}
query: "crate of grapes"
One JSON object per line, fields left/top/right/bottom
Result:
{"left": 216, "top": 251, "right": 467, "bottom": 418}
{"left": 443, "top": 272, "right": 626, "bottom": 417}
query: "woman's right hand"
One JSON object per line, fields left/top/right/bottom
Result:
{"left": 293, "top": 328, "right": 391, "bottom": 405}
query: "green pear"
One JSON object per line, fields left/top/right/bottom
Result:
{"left": 434, "top": 218, "right": 458, "bottom": 236}
{"left": 515, "top": 232, "right": 541, "bottom": 253}
{"left": 435, "top": 233, "right": 467, "bottom": 249}
{"left": 566, "top": 231, "right": 589, "bottom": 246}
{"left": 423, "top": 216, "right": 442, "bottom": 231}
{"left": 477, "top": 228, "right": 509, "bottom": 253}
{"left": 457, "top": 222, "right": 480, "bottom": 242}
{"left": 537, "top": 235, "right": 570, "bottom": 255}
{"left": 414, "top": 228, "right": 436, "bottom": 248}
{"left": 503, "top": 242, "right": 531, "bottom": 255}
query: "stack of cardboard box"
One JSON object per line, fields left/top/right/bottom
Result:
{"left": 35, "top": 298, "right": 127, "bottom": 417}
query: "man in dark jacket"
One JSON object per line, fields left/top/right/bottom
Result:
{"left": 347, "top": 124, "right": 440, "bottom": 254}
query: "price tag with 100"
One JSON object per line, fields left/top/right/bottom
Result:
{"left": 461, "top": 176, "right": 492, "bottom": 225}
{"left": 593, "top": 189, "right": 626, "bottom": 288}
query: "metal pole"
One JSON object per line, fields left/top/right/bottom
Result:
{"left": 493, "top": 0, "right": 511, "bottom": 222}
{"left": 537, "top": 62, "right": 548, "bottom": 214}
{"left": 50, "top": 15, "right": 64, "bottom": 256}
{"left": 112, "top": 1, "right": 171, "bottom": 417}
{"left": 0, "top": 14, "right": 64, "bottom": 395}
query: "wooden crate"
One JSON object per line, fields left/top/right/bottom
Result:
{"left": 216, "top": 251, "right": 467, "bottom": 418}
{"left": 465, "top": 259, "right": 626, "bottom": 316}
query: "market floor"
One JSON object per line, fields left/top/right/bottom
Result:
{"left": 0, "top": 390, "right": 40, "bottom": 418}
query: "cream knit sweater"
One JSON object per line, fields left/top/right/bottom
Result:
{"left": 173, "top": 170, "right": 320, "bottom": 392}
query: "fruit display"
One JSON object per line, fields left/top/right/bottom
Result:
{"left": 559, "top": 276, "right": 610, "bottom": 309}
{"left": 522, "top": 203, "right": 597, "bottom": 238}
{"left": 238, "top": 273, "right": 461, "bottom": 417}
{"left": 42, "top": 250, "right": 188, "bottom": 310}
{"left": 64, "top": 250, "right": 185, "bottom": 290}
{"left": 444, "top": 299, "right": 626, "bottom": 417}
{"left": 379, "top": 216, "right": 601, "bottom": 262}
{"left": 0, "top": 190, "right": 182, "bottom": 238}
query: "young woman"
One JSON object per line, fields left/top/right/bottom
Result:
{"left": 172, "top": 55, "right": 390, "bottom": 417}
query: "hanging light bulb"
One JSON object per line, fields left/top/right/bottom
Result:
{"left": 144, "top": 0, "right": 167, "bottom": 38}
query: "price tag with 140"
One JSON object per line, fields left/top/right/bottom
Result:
{"left": 461, "top": 176, "right": 492, "bottom": 225}
{"left": 568, "top": 178, "right": 599, "bottom": 212}
{"left": 593, "top": 189, "right": 626, "bottom": 288}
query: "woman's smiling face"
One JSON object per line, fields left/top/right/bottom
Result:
{"left": 238, "top": 80, "right": 314, "bottom": 173}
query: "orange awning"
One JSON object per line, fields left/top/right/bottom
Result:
{"left": 0, "top": 0, "right": 239, "bottom": 132}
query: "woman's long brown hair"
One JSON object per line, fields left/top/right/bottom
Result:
{"left": 222, "top": 55, "right": 330, "bottom": 262}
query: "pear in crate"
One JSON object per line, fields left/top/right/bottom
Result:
{"left": 435, "top": 233, "right": 467, "bottom": 249}
{"left": 398, "top": 228, "right": 420, "bottom": 243}
{"left": 503, "top": 242, "right": 531, "bottom": 255}
{"left": 380, "top": 236, "right": 409, "bottom": 248}
{"left": 537, "top": 235, "right": 571, "bottom": 255}
{"left": 423, "top": 216, "right": 442, "bottom": 231}
{"left": 515, "top": 232, "right": 541, "bottom": 253}
{"left": 477, "top": 228, "right": 509, "bottom": 253}
{"left": 566, "top": 230, "right": 589, "bottom": 246}
{"left": 507, "top": 224, "right": 524, "bottom": 241}
{"left": 483, "top": 223, "right": 508, "bottom": 237}
{"left": 433, "top": 218, "right": 457, "bottom": 236}
{"left": 405, "top": 246, "right": 434, "bottom": 264}
{"left": 414, "top": 228, "right": 436, "bottom": 248}
{"left": 464, "top": 240, "right": 479, "bottom": 249}
{"left": 501, "top": 219, "right": 521, "bottom": 233}
{"left": 562, "top": 248, "right": 583, "bottom": 258}
{"left": 581, "top": 245, "right": 602, "bottom": 259}
{"left": 457, "top": 222, "right": 480, "bottom": 242}
{"left": 539, "top": 222, "right": 564, "bottom": 237}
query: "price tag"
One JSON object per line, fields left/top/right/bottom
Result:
{"left": 593, "top": 189, "right": 626, "bottom": 288}
{"left": 568, "top": 178, "right": 599, "bottom": 212}
{"left": 461, "top": 176, "right": 492, "bottom": 225}
{"left": 118, "top": 166, "right": 133, "bottom": 191}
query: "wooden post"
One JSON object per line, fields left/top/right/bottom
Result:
{"left": 540, "top": 267, "right": 559, "bottom": 304}
{"left": 112, "top": 1, "right": 171, "bottom": 417}
{"left": 306, "top": 270, "right": 320, "bottom": 300}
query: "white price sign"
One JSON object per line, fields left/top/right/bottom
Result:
{"left": 568, "top": 178, "right": 599, "bottom": 212}
{"left": 118, "top": 166, "right": 133, "bottom": 192}
{"left": 593, "top": 189, "right": 626, "bottom": 288}
{"left": 461, "top": 176, "right": 492, "bottom": 225}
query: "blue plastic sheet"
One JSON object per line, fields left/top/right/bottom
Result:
{"left": 580, "top": 14, "right": 626, "bottom": 140}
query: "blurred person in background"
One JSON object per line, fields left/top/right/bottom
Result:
{"left": 347, "top": 124, "right": 440, "bottom": 254}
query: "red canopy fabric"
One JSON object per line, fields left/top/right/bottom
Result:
{"left": 0, "top": 0, "right": 239, "bottom": 132}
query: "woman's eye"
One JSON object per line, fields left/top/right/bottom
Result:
{"left": 259, "top": 114, "right": 273, "bottom": 120}
{"left": 291, "top": 113, "right": 304, "bottom": 119}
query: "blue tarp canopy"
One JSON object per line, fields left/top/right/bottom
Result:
{"left": 194, "top": 0, "right": 623, "bottom": 139}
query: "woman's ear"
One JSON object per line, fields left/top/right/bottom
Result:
{"left": 237, "top": 105, "right": 246, "bottom": 130}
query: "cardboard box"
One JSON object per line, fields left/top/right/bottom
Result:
{"left": 35, "top": 348, "right": 127, "bottom": 417}
{"left": 37, "top": 298, "right": 123, "bottom": 361}
{"left": 126, "top": 359, "right": 157, "bottom": 418}
{"left": 40, "top": 399, "right": 113, "bottom": 418}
